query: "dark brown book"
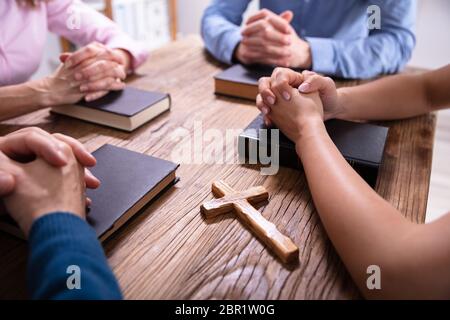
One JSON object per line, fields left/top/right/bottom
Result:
{"left": 238, "top": 115, "right": 389, "bottom": 186}
{"left": 0, "top": 144, "right": 179, "bottom": 241}
{"left": 52, "top": 87, "right": 171, "bottom": 132}
{"left": 214, "top": 64, "right": 302, "bottom": 100}
{"left": 214, "top": 64, "right": 275, "bottom": 100}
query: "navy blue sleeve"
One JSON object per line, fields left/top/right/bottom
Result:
{"left": 27, "top": 212, "right": 123, "bottom": 300}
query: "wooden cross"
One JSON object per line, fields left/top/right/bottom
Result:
{"left": 201, "top": 180, "right": 299, "bottom": 264}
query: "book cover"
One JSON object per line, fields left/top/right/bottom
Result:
{"left": 0, "top": 144, "right": 179, "bottom": 241}
{"left": 214, "top": 64, "right": 303, "bottom": 100}
{"left": 77, "top": 87, "right": 168, "bottom": 117}
{"left": 238, "top": 115, "right": 389, "bottom": 186}
{"left": 52, "top": 87, "right": 171, "bottom": 132}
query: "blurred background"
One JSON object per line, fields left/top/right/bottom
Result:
{"left": 34, "top": 0, "right": 450, "bottom": 221}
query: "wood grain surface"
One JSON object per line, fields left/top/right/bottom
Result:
{"left": 0, "top": 36, "right": 436, "bottom": 299}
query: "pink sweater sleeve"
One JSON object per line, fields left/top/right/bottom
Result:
{"left": 46, "top": 0, "right": 148, "bottom": 70}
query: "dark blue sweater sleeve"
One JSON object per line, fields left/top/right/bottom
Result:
{"left": 27, "top": 212, "right": 123, "bottom": 300}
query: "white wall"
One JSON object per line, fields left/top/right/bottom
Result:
{"left": 409, "top": 0, "right": 450, "bottom": 69}
{"left": 176, "top": 0, "right": 259, "bottom": 36}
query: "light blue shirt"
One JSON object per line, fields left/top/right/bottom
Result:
{"left": 201, "top": 0, "right": 416, "bottom": 79}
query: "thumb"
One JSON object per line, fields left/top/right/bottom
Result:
{"left": 298, "top": 74, "right": 334, "bottom": 94}
{"left": 280, "top": 10, "right": 294, "bottom": 23}
{"left": 0, "top": 170, "right": 15, "bottom": 196}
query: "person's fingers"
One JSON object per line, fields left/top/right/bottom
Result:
{"left": 237, "top": 44, "right": 290, "bottom": 67}
{"left": 241, "top": 44, "right": 290, "bottom": 61}
{"left": 258, "top": 77, "right": 276, "bottom": 106}
{"left": 52, "top": 133, "right": 97, "bottom": 168}
{"left": 298, "top": 74, "right": 334, "bottom": 94}
{"left": 302, "top": 70, "right": 316, "bottom": 76}
{"left": 242, "top": 27, "right": 290, "bottom": 46}
{"left": 266, "top": 44, "right": 291, "bottom": 59}
{"left": 240, "top": 36, "right": 266, "bottom": 48}
{"left": 85, "top": 91, "right": 109, "bottom": 102}
{"left": 256, "top": 94, "right": 271, "bottom": 116}
{"left": 86, "top": 197, "right": 92, "bottom": 208}
{"left": 80, "top": 77, "right": 125, "bottom": 93}
{"left": 64, "top": 42, "right": 103, "bottom": 69}
{"left": 98, "top": 47, "right": 126, "bottom": 66}
{"left": 271, "top": 68, "right": 304, "bottom": 101}
{"left": 241, "top": 19, "right": 272, "bottom": 37}
{"left": 84, "top": 168, "right": 101, "bottom": 189}
{"left": 280, "top": 10, "right": 294, "bottom": 23}
{"left": 263, "top": 114, "right": 273, "bottom": 127}
{"left": 75, "top": 60, "right": 127, "bottom": 82}
{"left": 267, "top": 13, "right": 292, "bottom": 34}
{"left": 245, "top": 8, "right": 275, "bottom": 25}
{"left": 0, "top": 128, "right": 68, "bottom": 166}
{"left": 59, "top": 52, "right": 71, "bottom": 64}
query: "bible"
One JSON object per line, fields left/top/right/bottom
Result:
{"left": 52, "top": 87, "right": 171, "bottom": 132}
{"left": 238, "top": 115, "right": 389, "bottom": 186}
{"left": 214, "top": 64, "right": 302, "bottom": 101}
{"left": 0, "top": 144, "right": 179, "bottom": 241}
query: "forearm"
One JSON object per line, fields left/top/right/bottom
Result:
{"left": 27, "top": 213, "right": 122, "bottom": 300}
{"left": 307, "top": 33, "right": 413, "bottom": 79}
{"left": 295, "top": 121, "right": 420, "bottom": 298}
{"left": 337, "top": 73, "right": 429, "bottom": 121}
{"left": 0, "top": 81, "right": 50, "bottom": 121}
{"left": 201, "top": 1, "right": 249, "bottom": 64}
{"left": 337, "top": 66, "right": 450, "bottom": 121}
{"left": 47, "top": 0, "right": 148, "bottom": 70}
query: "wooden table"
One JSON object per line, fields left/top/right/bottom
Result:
{"left": 0, "top": 36, "right": 436, "bottom": 299}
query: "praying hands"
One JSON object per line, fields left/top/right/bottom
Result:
{"left": 234, "top": 9, "right": 312, "bottom": 68}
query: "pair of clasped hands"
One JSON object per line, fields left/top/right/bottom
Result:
{"left": 237, "top": 9, "right": 339, "bottom": 145}
{"left": 235, "top": 9, "right": 312, "bottom": 69}
{"left": 256, "top": 68, "right": 341, "bottom": 146}
{"left": 0, "top": 44, "right": 135, "bottom": 237}
{"left": 44, "top": 42, "right": 131, "bottom": 104}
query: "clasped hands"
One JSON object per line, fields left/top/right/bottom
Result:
{"left": 256, "top": 68, "right": 342, "bottom": 144}
{"left": 235, "top": 9, "right": 312, "bottom": 69}
{"left": 39, "top": 42, "right": 131, "bottom": 106}
{"left": 0, "top": 128, "right": 99, "bottom": 236}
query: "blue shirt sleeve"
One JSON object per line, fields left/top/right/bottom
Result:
{"left": 201, "top": 0, "right": 252, "bottom": 64}
{"left": 307, "top": 0, "right": 416, "bottom": 79}
{"left": 27, "top": 212, "right": 123, "bottom": 300}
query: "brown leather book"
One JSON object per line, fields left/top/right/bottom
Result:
{"left": 52, "top": 87, "right": 171, "bottom": 132}
{"left": 214, "top": 64, "right": 302, "bottom": 100}
{"left": 0, "top": 144, "right": 179, "bottom": 241}
{"left": 238, "top": 115, "right": 389, "bottom": 187}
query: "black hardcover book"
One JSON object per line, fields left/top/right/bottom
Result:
{"left": 0, "top": 144, "right": 179, "bottom": 241}
{"left": 52, "top": 87, "right": 171, "bottom": 132}
{"left": 238, "top": 115, "right": 389, "bottom": 186}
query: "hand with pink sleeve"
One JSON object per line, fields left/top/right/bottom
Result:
{"left": 60, "top": 43, "right": 131, "bottom": 101}
{"left": 46, "top": 0, "right": 149, "bottom": 102}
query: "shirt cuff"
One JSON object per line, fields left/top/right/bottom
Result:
{"left": 28, "top": 212, "right": 99, "bottom": 254}
{"left": 306, "top": 37, "right": 337, "bottom": 76}
{"left": 222, "top": 28, "right": 242, "bottom": 65}
{"left": 107, "top": 35, "right": 149, "bottom": 71}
